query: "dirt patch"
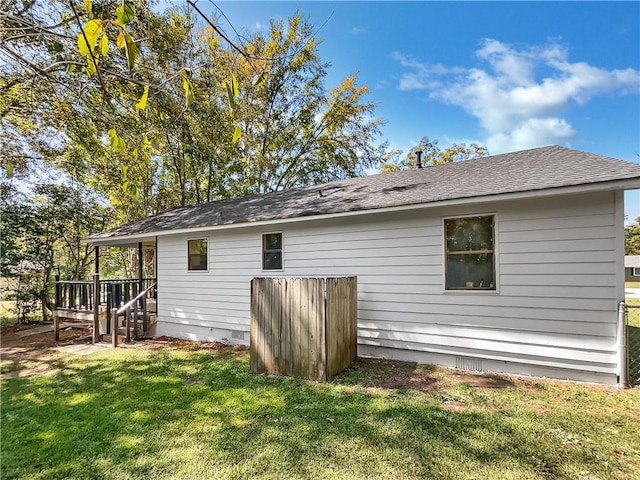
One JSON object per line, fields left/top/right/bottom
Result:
{"left": 1, "top": 323, "right": 93, "bottom": 379}
{"left": 340, "top": 357, "right": 442, "bottom": 392}
{"left": 339, "top": 358, "right": 524, "bottom": 394}
{"left": 455, "top": 373, "right": 516, "bottom": 388}
{"left": 139, "top": 336, "right": 248, "bottom": 354}
{"left": 0, "top": 326, "right": 249, "bottom": 379}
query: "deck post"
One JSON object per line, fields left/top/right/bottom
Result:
{"left": 54, "top": 313, "right": 60, "bottom": 341}
{"left": 111, "top": 308, "right": 118, "bottom": 347}
{"left": 54, "top": 274, "right": 61, "bottom": 308}
{"left": 138, "top": 242, "right": 144, "bottom": 295}
{"left": 93, "top": 273, "right": 101, "bottom": 344}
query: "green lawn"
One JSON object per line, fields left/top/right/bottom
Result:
{"left": 2, "top": 344, "right": 639, "bottom": 480}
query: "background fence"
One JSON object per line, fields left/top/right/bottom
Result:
{"left": 627, "top": 305, "right": 640, "bottom": 387}
{"left": 250, "top": 277, "right": 357, "bottom": 381}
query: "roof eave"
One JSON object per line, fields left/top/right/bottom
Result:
{"left": 88, "top": 177, "right": 640, "bottom": 247}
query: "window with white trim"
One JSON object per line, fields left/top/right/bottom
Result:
{"left": 187, "top": 239, "right": 208, "bottom": 271}
{"left": 444, "top": 215, "right": 495, "bottom": 290}
{"left": 262, "top": 233, "right": 283, "bottom": 270}
{"left": 633, "top": 267, "right": 640, "bottom": 277}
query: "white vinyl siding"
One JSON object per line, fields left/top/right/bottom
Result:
{"left": 155, "top": 189, "right": 621, "bottom": 383}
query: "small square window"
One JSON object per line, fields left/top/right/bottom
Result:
{"left": 633, "top": 267, "right": 640, "bottom": 277}
{"left": 445, "top": 215, "right": 495, "bottom": 290}
{"left": 188, "top": 239, "right": 208, "bottom": 271}
{"left": 263, "top": 233, "right": 283, "bottom": 270}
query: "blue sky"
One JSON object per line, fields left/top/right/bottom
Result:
{"left": 195, "top": 1, "right": 640, "bottom": 220}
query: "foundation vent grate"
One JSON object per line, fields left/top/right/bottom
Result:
{"left": 455, "top": 357, "right": 483, "bottom": 372}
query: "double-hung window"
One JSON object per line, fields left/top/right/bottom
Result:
{"left": 187, "top": 238, "right": 208, "bottom": 271}
{"left": 262, "top": 233, "right": 283, "bottom": 270}
{"left": 444, "top": 215, "right": 495, "bottom": 290}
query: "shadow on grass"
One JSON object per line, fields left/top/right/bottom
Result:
{"left": 0, "top": 346, "right": 621, "bottom": 479}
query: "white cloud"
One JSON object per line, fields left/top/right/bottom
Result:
{"left": 394, "top": 40, "right": 640, "bottom": 153}
{"left": 351, "top": 27, "right": 365, "bottom": 35}
{"left": 486, "top": 118, "right": 575, "bottom": 153}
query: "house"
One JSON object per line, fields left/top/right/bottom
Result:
{"left": 89, "top": 145, "right": 640, "bottom": 385}
{"left": 625, "top": 256, "right": 640, "bottom": 282}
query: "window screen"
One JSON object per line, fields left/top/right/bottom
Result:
{"left": 263, "top": 233, "right": 282, "bottom": 270}
{"left": 445, "top": 216, "right": 495, "bottom": 290}
{"left": 188, "top": 239, "right": 208, "bottom": 271}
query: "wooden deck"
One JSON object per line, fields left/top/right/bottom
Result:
{"left": 53, "top": 300, "right": 157, "bottom": 342}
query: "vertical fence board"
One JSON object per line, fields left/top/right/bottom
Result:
{"left": 318, "top": 279, "right": 327, "bottom": 381}
{"left": 292, "top": 278, "right": 301, "bottom": 378}
{"left": 250, "top": 279, "right": 257, "bottom": 373}
{"left": 250, "top": 277, "right": 356, "bottom": 381}
{"left": 272, "top": 279, "right": 281, "bottom": 373}
{"left": 253, "top": 278, "right": 265, "bottom": 373}
{"left": 264, "top": 279, "right": 274, "bottom": 373}
{"left": 282, "top": 279, "right": 291, "bottom": 377}
{"left": 308, "top": 279, "right": 319, "bottom": 381}
{"left": 326, "top": 278, "right": 337, "bottom": 379}
{"left": 300, "top": 279, "right": 309, "bottom": 380}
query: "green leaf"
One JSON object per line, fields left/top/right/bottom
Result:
{"left": 232, "top": 125, "right": 242, "bottom": 144}
{"left": 6, "top": 162, "right": 14, "bottom": 178}
{"left": 115, "top": 2, "right": 136, "bottom": 27}
{"left": 253, "top": 71, "right": 268, "bottom": 88}
{"left": 135, "top": 85, "right": 149, "bottom": 110}
{"left": 67, "top": 64, "right": 77, "bottom": 73}
{"left": 182, "top": 70, "right": 194, "bottom": 108}
{"left": 231, "top": 73, "right": 240, "bottom": 97}
{"left": 120, "top": 163, "right": 127, "bottom": 180}
{"left": 100, "top": 34, "right": 108, "bottom": 56}
{"left": 225, "top": 81, "right": 235, "bottom": 110}
{"left": 108, "top": 128, "right": 126, "bottom": 151}
{"left": 123, "top": 32, "right": 138, "bottom": 71}
{"left": 122, "top": 181, "right": 139, "bottom": 198}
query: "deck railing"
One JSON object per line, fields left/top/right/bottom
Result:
{"left": 54, "top": 275, "right": 157, "bottom": 341}
{"left": 111, "top": 282, "right": 157, "bottom": 347}
{"left": 55, "top": 277, "right": 156, "bottom": 312}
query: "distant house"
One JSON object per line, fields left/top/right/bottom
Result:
{"left": 625, "top": 256, "right": 640, "bottom": 282}
{"left": 89, "top": 145, "right": 640, "bottom": 385}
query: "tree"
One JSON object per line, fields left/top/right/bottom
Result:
{"left": 626, "top": 216, "right": 640, "bottom": 255}
{"left": 380, "top": 137, "right": 488, "bottom": 172}
{"left": 0, "top": 180, "right": 112, "bottom": 322}
{"left": 213, "top": 14, "right": 385, "bottom": 194}
{"left": 2, "top": 3, "right": 386, "bottom": 220}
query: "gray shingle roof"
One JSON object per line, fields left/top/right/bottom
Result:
{"left": 626, "top": 256, "right": 640, "bottom": 269}
{"left": 90, "top": 145, "right": 640, "bottom": 241}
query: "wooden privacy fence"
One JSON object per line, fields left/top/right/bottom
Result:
{"left": 250, "top": 277, "right": 357, "bottom": 381}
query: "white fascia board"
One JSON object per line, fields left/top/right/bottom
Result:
{"left": 89, "top": 178, "right": 640, "bottom": 246}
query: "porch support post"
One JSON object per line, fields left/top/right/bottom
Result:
{"left": 94, "top": 245, "right": 100, "bottom": 274}
{"left": 138, "top": 241, "right": 144, "bottom": 294}
{"left": 93, "top": 273, "right": 101, "bottom": 344}
{"left": 618, "top": 301, "right": 628, "bottom": 388}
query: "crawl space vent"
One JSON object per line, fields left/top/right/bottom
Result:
{"left": 456, "top": 357, "right": 483, "bottom": 372}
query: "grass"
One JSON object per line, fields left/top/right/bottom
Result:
{"left": 2, "top": 344, "right": 639, "bottom": 480}
{"left": 626, "top": 282, "right": 640, "bottom": 289}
